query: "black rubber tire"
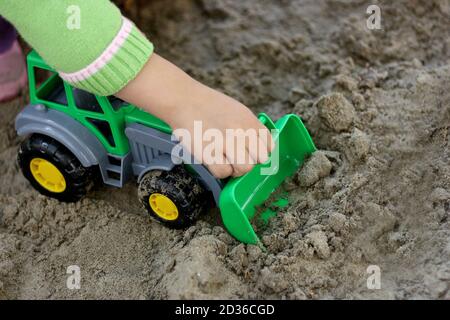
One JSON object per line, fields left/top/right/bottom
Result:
{"left": 18, "top": 134, "right": 94, "bottom": 202}
{"left": 138, "top": 166, "right": 208, "bottom": 229}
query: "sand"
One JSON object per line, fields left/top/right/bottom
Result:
{"left": 0, "top": 0, "right": 449, "bottom": 299}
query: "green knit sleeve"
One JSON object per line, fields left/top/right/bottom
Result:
{"left": 0, "top": 0, "right": 154, "bottom": 96}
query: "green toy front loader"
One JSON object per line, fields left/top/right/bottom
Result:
{"left": 219, "top": 113, "right": 316, "bottom": 244}
{"left": 15, "top": 51, "right": 316, "bottom": 245}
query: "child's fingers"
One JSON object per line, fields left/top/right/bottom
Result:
{"left": 207, "top": 162, "right": 234, "bottom": 179}
{"left": 222, "top": 140, "right": 253, "bottom": 177}
{"left": 230, "top": 154, "right": 256, "bottom": 178}
{"left": 256, "top": 134, "right": 269, "bottom": 164}
{"left": 258, "top": 127, "right": 275, "bottom": 157}
{"left": 231, "top": 163, "right": 255, "bottom": 177}
{"left": 192, "top": 138, "right": 233, "bottom": 179}
{"left": 247, "top": 141, "right": 262, "bottom": 166}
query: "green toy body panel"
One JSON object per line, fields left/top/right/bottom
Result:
{"left": 219, "top": 113, "right": 316, "bottom": 245}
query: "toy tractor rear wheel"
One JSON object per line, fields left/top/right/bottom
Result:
{"left": 138, "top": 166, "right": 208, "bottom": 229}
{"left": 18, "top": 134, "right": 94, "bottom": 202}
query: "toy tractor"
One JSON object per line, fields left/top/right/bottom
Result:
{"left": 15, "top": 51, "right": 316, "bottom": 245}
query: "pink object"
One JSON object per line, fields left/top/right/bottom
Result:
{"left": 59, "top": 17, "right": 133, "bottom": 83}
{"left": 0, "top": 40, "right": 27, "bottom": 102}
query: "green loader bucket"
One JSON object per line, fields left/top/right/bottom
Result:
{"left": 219, "top": 113, "right": 316, "bottom": 245}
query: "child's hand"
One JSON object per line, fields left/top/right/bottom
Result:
{"left": 117, "top": 54, "right": 274, "bottom": 179}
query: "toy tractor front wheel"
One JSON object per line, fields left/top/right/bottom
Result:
{"left": 138, "top": 166, "right": 208, "bottom": 229}
{"left": 18, "top": 134, "right": 94, "bottom": 202}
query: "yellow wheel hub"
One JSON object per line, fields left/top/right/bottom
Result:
{"left": 30, "top": 158, "right": 66, "bottom": 193}
{"left": 149, "top": 193, "right": 179, "bottom": 221}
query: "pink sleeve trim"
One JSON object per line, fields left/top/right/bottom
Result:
{"left": 59, "top": 17, "right": 133, "bottom": 83}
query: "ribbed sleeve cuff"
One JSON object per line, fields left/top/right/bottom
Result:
{"left": 59, "top": 17, "right": 153, "bottom": 96}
